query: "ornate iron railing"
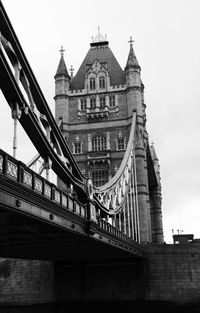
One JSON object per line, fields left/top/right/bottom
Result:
{"left": 0, "top": 148, "right": 142, "bottom": 247}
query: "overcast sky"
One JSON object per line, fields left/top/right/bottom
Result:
{"left": 1, "top": 0, "right": 200, "bottom": 243}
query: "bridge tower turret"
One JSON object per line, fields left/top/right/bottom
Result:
{"left": 54, "top": 32, "right": 164, "bottom": 244}
{"left": 54, "top": 46, "right": 71, "bottom": 127}
{"left": 125, "top": 37, "right": 141, "bottom": 117}
{"left": 125, "top": 39, "right": 152, "bottom": 243}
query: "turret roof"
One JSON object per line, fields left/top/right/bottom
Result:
{"left": 70, "top": 39, "right": 125, "bottom": 90}
{"left": 55, "top": 47, "right": 70, "bottom": 78}
{"left": 125, "top": 38, "right": 141, "bottom": 70}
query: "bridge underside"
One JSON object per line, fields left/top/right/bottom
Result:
{"left": 0, "top": 207, "right": 141, "bottom": 262}
{"left": 0, "top": 173, "right": 143, "bottom": 262}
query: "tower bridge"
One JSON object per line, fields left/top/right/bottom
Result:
{"left": 0, "top": 0, "right": 164, "bottom": 254}
{"left": 3, "top": 1, "right": 200, "bottom": 311}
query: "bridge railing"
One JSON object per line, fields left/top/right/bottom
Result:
{"left": 0, "top": 148, "right": 143, "bottom": 251}
{"left": 0, "top": 148, "right": 88, "bottom": 219}
{"left": 96, "top": 216, "right": 143, "bottom": 253}
{"left": 97, "top": 218, "right": 127, "bottom": 240}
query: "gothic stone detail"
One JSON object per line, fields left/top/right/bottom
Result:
{"left": 54, "top": 33, "right": 164, "bottom": 244}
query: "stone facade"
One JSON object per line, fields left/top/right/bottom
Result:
{"left": 55, "top": 243, "right": 200, "bottom": 305}
{"left": 0, "top": 258, "right": 54, "bottom": 305}
{"left": 144, "top": 244, "right": 200, "bottom": 303}
{"left": 54, "top": 31, "right": 164, "bottom": 244}
{"left": 2, "top": 244, "right": 200, "bottom": 307}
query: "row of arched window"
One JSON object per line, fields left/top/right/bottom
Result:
{"left": 89, "top": 76, "right": 105, "bottom": 90}
{"left": 80, "top": 95, "right": 115, "bottom": 111}
{"left": 73, "top": 135, "right": 125, "bottom": 154}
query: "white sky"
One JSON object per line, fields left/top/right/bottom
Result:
{"left": 1, "top": 0, "right": 200, "bottom": 243}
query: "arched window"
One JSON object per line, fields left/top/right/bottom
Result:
{"left": 99, "top": 96, "right": 105, "bottom": 109}
{"left": 92, "top": 136, "right": 107, "bottom": 151}
{"left": 90, "top": 77, "right": 96, "bottom": 90}
{"left": 74, "top": 142, "right": 81, "bottom": 154}
{"left": 109, "top": 95, "right": 115, "bottom": 107}
{"left": 116, "top": 132, "right": 126, "bottom": 150}
{"left": 80, "top": 98, "right": 86, "bottom": 111}
{"left": 73, "top": 136, "right": 82, "bottom": 154}
{"left": 90, "top": 98, "right": 96, "bottom": 109}
{"left": 99, "top": 76, "right": 105, "bottom": 89}
{"left": 117, "top": 138, "right": 125, "bottom": 150}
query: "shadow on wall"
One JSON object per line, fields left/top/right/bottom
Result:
{"left": 1, "top": 301, "right": 200, "bottom": 313}
{"left": 0, "top": 258, "right": 11, "bottom": 295}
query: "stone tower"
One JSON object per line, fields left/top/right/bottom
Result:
{"left": 54, "top": 29, "right": 164, "bottom": 244}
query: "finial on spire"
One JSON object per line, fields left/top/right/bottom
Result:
{"left": 128, "top": 36, "right": 134, "bottom": 47}
{"left": 70, "top": 65, "right": 74, "bottom": 78}
{"left": 91, "top": 27, "right": 108, "bottom": 44}
{"left": 55, "top": 46, "right": 70, "bottom": 78}
{"left": 125, "top": 35, "right": 141, "bottom": 71}
{"left": 96, "top": 26, "right": 101, "bottom": 42}
{"left": 59, "top": 46, "right": 65, "bottom": 57}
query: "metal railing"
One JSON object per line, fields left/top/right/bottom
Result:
{"left": 0, "top": 148, "right": 142, "bottom": 251}
{"left": 0, "top": 149, "right": 87, "bottom": 219}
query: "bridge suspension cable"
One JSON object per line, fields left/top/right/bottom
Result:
{"left": 93, "top": 112, "right": 137, "bottom": 213}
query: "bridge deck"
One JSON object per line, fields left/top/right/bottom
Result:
{"left": 0, "top": 149, "right": 144, "bottom": 261}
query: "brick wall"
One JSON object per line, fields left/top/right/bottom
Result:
{"left": 144, "top": 244, "right": 200, "bottom": 303}
{"left": 1, "top": 244, "right": 200, "bottom": 306}
{"left": 55, "top": 261, "right": 145, "bottom": 301}
{"left": 0, "top": 259, "right": 54, "bottom": 305}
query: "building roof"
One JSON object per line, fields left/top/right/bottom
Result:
{"left": 55, "top": 54, "right": 70, "bottom": 78}
{"left": 70, "top": 42, "right": 126, "bottom": 90}
{"left": 125, "top": 40, "right": 141, "bottom": 70}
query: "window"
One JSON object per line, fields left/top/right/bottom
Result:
{"left": 80, "top": 99, "right": 86, "bottom": 111}
{"left": 92, "top": 170, "right": 108, "bottom": 187}
{"left": 90, "top": 77, "right": 96, "bottom": 90}
{"left": 92, "top": 136, "right": 107, "bottom": 151}
{"left": 74, "top": 142, "right": 81, "bottom": 154}
{"left": 99, "top": 76, "right": 105, "bottom": 89}
{"left": 109, "top": 95, "right": 115, "bottom": 107}
{"left": 100, "top": 96, "right": 105, "bottom": 109}
{"left": 90, "top": 98, "right": 96, "bottom": 109}
{"left": 117, "top": 138, "right": 125, "bottom": 150}
{"left": 73, "top": 136, "right": 82, "bottom": 154}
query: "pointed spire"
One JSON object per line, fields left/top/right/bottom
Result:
{"left": 125, "top": 37, "right": 141, "bottom": 70}
{"left": 55, "top": 46, "right": 70, "bottom": 78}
